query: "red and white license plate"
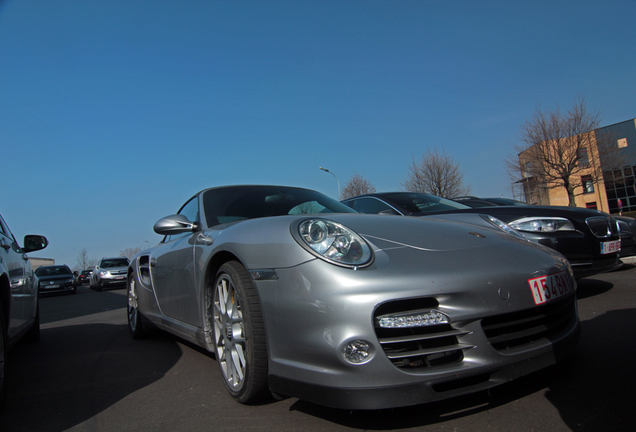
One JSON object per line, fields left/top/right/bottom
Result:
{"left": 600, "top": 239, "right": 621, "bottom": 255}
{"left": 528, "top": 270, "right": 574, "bottom": 305}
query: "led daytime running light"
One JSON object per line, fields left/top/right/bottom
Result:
{"left": 377, "top": 309, "right": 449, "bottom": 328}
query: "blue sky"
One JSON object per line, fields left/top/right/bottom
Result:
{"left": 1, "top": 0, "right": 634, "bottom": 268}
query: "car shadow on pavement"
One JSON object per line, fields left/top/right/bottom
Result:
{"left": 39, "top": 286, "right": 127, "bottom": 325}
{"left": 544, "top": 308, "right": 636, "bottom": 431}
{"left": 0, "top": 323, "right": 182, "bottom": 432}
{"left": 287, "top": 368, "right": 554, "bottom": 429}
{"left": 575, "top": 278, "right": 614, "bottom": 299}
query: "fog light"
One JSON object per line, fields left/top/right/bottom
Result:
{"left": 342, "top": 340, "right": 371, "bottom": 364}
{"left": 377, "top": 309, "right": 449, "bottom": 328}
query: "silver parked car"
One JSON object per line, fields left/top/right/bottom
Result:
{"left": 90, "top": 257, "right": 129, "bottom": 291}
{"left": 126, "top": 185, "right": 580, "bottom": 410}
{"left": 0, "top": 213, "right": 48, "bottom": 409}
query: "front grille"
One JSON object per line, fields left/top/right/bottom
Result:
{"left": 374, "top": 298, "right": 473, "bottom": 369}
{"left": 586, "top": 216, "right": 613, "bottom": 238}
{"left": 111, "top": 270, "right": 127, "bottom": 275}
{"left": 481, "top": 296, "right": 577, "bottom": 351}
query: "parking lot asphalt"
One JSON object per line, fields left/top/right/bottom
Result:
{"left": 0, "top": 262, "right": 635, "bottom": 432}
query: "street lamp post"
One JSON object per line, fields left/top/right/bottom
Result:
{"left": 319, "top": 167, "right": 341, "bottom": 200}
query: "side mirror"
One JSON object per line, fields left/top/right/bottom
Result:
{"left": 154, "top": 214, "right": 199, "bottom": 235}
{"left": 23, "top": 235, "right": 48, "bottom": 253}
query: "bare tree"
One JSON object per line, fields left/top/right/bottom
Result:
{"left": 508, "top": 97, "right": 622, "bottom": 206}
{"left": 120, "top": 247, "right": 142, "bottom": 260}
{"left": 341, "top": 173, "right": 377, "bottom": 199}
{"left": 401, "top": 148, "right": 471, "bottom": 198}
{"left": 76, "top": 248, "right": 91, "bottom": 270}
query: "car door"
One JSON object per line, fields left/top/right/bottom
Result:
{"left": 150, "top": 196, "right": 202, "bottom": 326}
{"left": 0, "top": 215, "right": 32, "bottom": 339}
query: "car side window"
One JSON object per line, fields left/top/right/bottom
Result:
{"left": 350, "top": 198, "right": 397, "bottom": 215}
{"left": 165, "top": 196, "right": 199, "bottom": 243}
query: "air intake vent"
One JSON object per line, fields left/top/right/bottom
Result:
{"left": 481, "top": 296, "right": 577, "bottom": 351}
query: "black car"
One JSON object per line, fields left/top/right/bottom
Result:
{"left": 35, "top": 265, "right": 77, "bottom": 295}
{"left": 456, "top": 196, "right": 636, "bottom": 260}
{"left": 76, "top": 269, "right": 92, "bottom": 285}
{"left": 342, "top": 192, "right": 622, "bottom": 279}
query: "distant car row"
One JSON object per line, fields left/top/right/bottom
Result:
{"left": 37, "top": 257, "right": 131, "bottom": 295}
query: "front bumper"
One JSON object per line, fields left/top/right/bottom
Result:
{"left": 39, "top": 281, "right": 75, "bottom": 294}
{"left": 97, "top": 275, "right": 127, "bottom": 286}
{"left": 523, "top": 231, "right": 621, "bottom": 279}
{"left": 255, "top": 247, "right": 580, "bottom": 410}
{"left": 270, "top": 320, "right": 580, "bottom": 410}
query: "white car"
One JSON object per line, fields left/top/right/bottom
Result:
{"left": 90, "top": 257, "right": 130, "bottom": 291}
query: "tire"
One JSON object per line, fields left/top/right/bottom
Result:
{"left": 95, "top": 280, "right": 103, "bottom": 292}
{"left": 127, "top": 273, "right": 146, "bottom": 339}
{"left": 212, "top": 261, "right": 268, "bottom": 404}
{"left": 0, "top": 306, "right": 7, "bottom": 410}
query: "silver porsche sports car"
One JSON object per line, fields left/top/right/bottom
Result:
{"left": 127, "top": 185, "right": 580, "bottom": 410}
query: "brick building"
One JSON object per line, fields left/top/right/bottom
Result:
{"left": 517, "top": 118, "right": 636, "bottom": 214}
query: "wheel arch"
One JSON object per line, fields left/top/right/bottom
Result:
{"left": 204, "top": 250, "right": 245, "bottom": 287}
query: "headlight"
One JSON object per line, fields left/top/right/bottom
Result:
{"left": 99, "top": 270, "right": 110, "bottom": 277}
{"left": 509, "top": 217, "right": 575, "bottom": 233}
{"left": 294, "top": 219, "right": 373, "bottom": 268}
{"left": 480, "top": 214, "right": 527, "bottom": 240}
{"left": 65, "top": 278, "right": 75, "bottom": 284}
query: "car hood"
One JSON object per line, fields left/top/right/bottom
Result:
{"left": 98, "top": 266, "right": 128, "bottom": 272}
{"left": 180, "top": 213, "right": 566, "bottom": 274}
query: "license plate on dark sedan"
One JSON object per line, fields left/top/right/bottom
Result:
{"left": 528, "top": 270, "right": 574, "bottom": 305}
{"left": 600, "top": 240, "right": 621, "bottom": 254}
{"left": 45, "top": 285, "right": 59, "bottom": 289}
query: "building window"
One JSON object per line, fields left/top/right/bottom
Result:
{"left": 578, "top": 148, "right": 589, "bottom": 168}
{"left": 582, "top": 175, "right": 594, "bottom": 193}
{"left": 586, "top": 202, "right": 597, "bottom": 209}
{"left": 618, "top": 138, "right": 628, "bottom": 148}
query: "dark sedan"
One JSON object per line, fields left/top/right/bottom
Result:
{"left": 455, "top": 196, "right": 636, "bottom": 260}
{"left": 342, "top": 192, "right": 622, "bottom": 279}
{"left": 76, "top": 269, "right": 92, "bottom": 285}
{"left": 36, "top": 265, "right": 77, "bottom": 295}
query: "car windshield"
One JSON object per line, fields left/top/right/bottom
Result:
{"left": 485, "top": 198, "right": 530, "bottom": 206}
{"left": 384, "top": 193, "right": 472, "bottom": 214}
{"left": 35, "top": 266, "right": 71, "bottom": 276}
{"left": 202, "top": 186, "right": 356, "bottom": 227}
{"left": 100, "top": 258, "right": 129, "bottom": 268}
